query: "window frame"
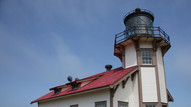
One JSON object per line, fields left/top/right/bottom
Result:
{"left": 95, "top": 101, "right": 107, "bottom": 107}
{"left": 162, "top": 103, "right": 168, "bottom": 107}
{"left": 118, "top": 101, "right": 128, "bottom": 107}
{"left": 141, "top": 49, "right": 153, "bottom": 65}
{"left": 70, "top": 104, "right": 78, "bottom": 107}
{"left": 144, "top": 103, "right": 157, "bottom": 107}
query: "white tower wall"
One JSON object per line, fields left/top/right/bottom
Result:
{"left": 124, "top": 44, "right": 137, "bottom": 68}
{"left": 141, "top": 67, "right": 158, "bottom": 102}
{"left": 156, "top": 47, "right": 168, "bottom": 103}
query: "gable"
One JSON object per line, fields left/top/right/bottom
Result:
{"left": 112, "top": 71, "right": 139, "bottom": 107}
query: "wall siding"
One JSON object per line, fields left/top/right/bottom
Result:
{"left": 156, "top": 47, "right": 168, "bottom": 103}
{"left": 39, "top": 89, "right": 110, "bottom": 107}
{"left": 113, "top": 73, "right": 139, "bottom": 107}
{"left": 141, "top": 67, "right": 158, "bottom": 102}
{"left": 124, "top": 44, "right": 137, "bottom": 68}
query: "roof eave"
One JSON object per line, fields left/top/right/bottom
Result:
{"left": 31, "top": 85, "right": 110, "bottom": 104}
{"left": 167, "top": 89, "right": 174, "bottom": 102}
{"left": 109, "top": 66, "right": 138, "bottom": 88}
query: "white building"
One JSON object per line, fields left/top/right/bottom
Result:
{"left": 31, "top": 8, "right": 173, "bottom": 107}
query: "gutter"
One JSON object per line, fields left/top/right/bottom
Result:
{"left": 31, "top": 85, "right": 110, "bottom": 104}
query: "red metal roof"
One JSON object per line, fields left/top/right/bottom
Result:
{"left": 31, "top": 66, "right": 137, "bottom": 104}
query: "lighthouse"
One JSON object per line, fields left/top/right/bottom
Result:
{"left": 31, "top": 8, "right": 173, "bottom": 107}
{"left": 114, "top": 8, "right": 172, "bottom": 107}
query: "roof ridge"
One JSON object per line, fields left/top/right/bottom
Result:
{"left": 50, "top": 67, "right": 123, "bottom": 90}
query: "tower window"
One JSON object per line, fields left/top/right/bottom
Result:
{"left": 141, "top": 50, "right": 152, "bottom": 65}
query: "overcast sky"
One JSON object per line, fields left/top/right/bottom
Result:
{"left": 0, "top": 0, "right": 190, "bottom": 107}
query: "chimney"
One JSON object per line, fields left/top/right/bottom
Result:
{"left": 67, "top": 76, "right": 73, "bottom": 82}
{"left": 105, "top": 64, "right": 112, "bottom": 71}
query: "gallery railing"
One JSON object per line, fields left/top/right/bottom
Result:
{"left": 115, "top": 26, "right": 170, "bottom": 45}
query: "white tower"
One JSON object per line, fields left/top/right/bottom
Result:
{"left": 114, "top": 8, "right": 172, "bottom": 107}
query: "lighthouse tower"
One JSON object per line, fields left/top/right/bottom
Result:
{"left": 114, "top": 8, "right": 172, "bottom": 107}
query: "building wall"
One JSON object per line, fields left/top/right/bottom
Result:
{"left": 124, "top": 44, "right": 137, "bottom": 68}
{"left": 113, "top": 73, "right": 139, "bottom": 107}
{"left": 39, "top": 88, "right": 110, "bottom": 107}
{"left": 141, "top": 67, "right": 158, "bottom": 102}
{"left": 139, "top": 41, "right": 153, "bottom": 48}
{"left": 156, "top": 47, "right": 168, "bottom": 103}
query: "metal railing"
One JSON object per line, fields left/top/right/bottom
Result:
{"left": 115, "top": 27, "right": 170, "bottom": 45}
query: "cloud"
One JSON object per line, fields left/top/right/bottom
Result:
{"left": 0, "top": 0, "right": 116, "bottom": 85}
{"left": 0, "top": 25, "right": 89, "bottom": 83}
{"left": 18, "top": 0, "right": 114, "bottom": 28}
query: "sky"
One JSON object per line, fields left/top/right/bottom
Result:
{"left": 0, "top": 0, "right": 191, "bottom": 107}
